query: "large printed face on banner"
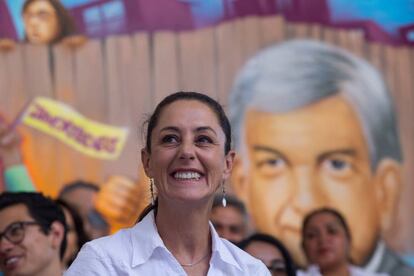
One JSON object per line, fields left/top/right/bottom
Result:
{"left": 230, "top": 40, "right": 402, "bottom": 267}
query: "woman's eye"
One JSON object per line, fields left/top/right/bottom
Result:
{"left": 305, "top": 232, "right": 316, "bottom": 240}
{"left": 196, "top": 135, "right": 213, "bottom": 144}
{"left": 162, "top": 135, "right": 179, "bottom": 144}
{"left": 327, "top": 226, "right": 339, "bottom": 235}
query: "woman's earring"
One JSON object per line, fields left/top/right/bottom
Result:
{"left": 222, "top": 181, "right": 227, "bottom": 207}
{"left": 150, "top": 178, "right": 155, "bottom": 206}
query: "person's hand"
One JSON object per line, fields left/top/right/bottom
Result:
{"left": 0, "top": 38, "right": 16, "bottom": 52}
{"left": 0, "top": 123, "right": 22, "bottom": 168}
{"left": 95, "top": 174, "right": 149, "bottom": 230}
{"left": 60, "top": 35, "right": 88, "bottom": 49}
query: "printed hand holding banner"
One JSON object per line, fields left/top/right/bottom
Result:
{"left": 21, "top": 97, "right": 129, "bottom": 160}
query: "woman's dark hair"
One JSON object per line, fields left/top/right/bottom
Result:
{"left": 302, "top": 207, "right": 351, "bottom": 242}
{"left": 22, "top": 0, "right": 76, "bottom": 44}
{"left": 239, "top": 233, "right": 296, "bottom": 276}
{"left": 144, "top": 91, "right": 231, "bottom": 154}
{"left": 301, "top": 207, "right": 354, "bottom": 265}
{"left": 55, "top": 199, "right": 90, "bottom": 266}
{"left": 138, "top": 91, "right": 232, "bottom": 222}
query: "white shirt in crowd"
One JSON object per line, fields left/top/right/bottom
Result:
{"left": 65, "top": 210, "right": 270, "bottom": 276}
{"left": 297, "top": 265, "right": 389, "bottom": 276}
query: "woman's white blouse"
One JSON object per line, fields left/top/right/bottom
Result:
{"left": 297, "top": 265, "right": 389, "bottom": 276}
{"left": 65, "top": 210, "right": 270, "bottom": 276}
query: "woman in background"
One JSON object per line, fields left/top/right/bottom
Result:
{"left": 56, "top": 199, "right": 89, "bottom": 269}
{"left": 299, "top": 207, "right": 388, "bottom": 276}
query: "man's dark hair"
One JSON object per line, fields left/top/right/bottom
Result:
{"left": 58, "top": 180, "right": 99, "bottom": 198}
{"left": 212, "top": 194, "right": 247, "bottom": 218}
{"left": 0, "top": 192, "right": 67, "bottom": 259}
{"left": 239, "top": 233, "right": 297, "bottom": 276}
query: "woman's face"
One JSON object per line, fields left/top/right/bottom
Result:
{"left": 302, "top": 212, "right": 349, "bottom": 271}
{"left": 62, "top": 207, "right": 78, "bottom": 267}
{"left": 142, "top": 100, "right": 234, "bottom": 204}
{"left": 244, "top": 241, "right": 288, "bottom": 276}
{"left": 23, "top": 0, "right": 60, "bottom": 44}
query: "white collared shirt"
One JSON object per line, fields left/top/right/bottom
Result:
{"left": 297, "top": 264, "right": 389, "bottom": 276}
{"left": 65, "top": 210, "right": 270, "bottom": 276}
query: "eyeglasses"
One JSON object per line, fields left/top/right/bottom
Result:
{"left": 267, "top": 259, "right": 287, "bottom": 275}
{"left": 0, "top": 221, "right": 41, "bottom": 245}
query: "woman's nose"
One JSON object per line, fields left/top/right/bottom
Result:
{"left": 178, "top": 140, "right": 195, "bottom": 160}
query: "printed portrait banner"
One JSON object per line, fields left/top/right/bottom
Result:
{"left": 20, "top": 97, "right": 129, "bottom": 160}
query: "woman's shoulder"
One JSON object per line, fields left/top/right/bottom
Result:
{"left": 217, "top": 238, "right": 270, "bottom": 274}
{"left": 297, "top": 265, "right": 390, "bottom": 276}
{"left": 83, "top": 227, "right": 135, "bottom": 257}
{"left": 349, "top": 265, "right": 389, "bottom": 276}
{"left": 65, "top": 228, "right": 136, "bottom": 275}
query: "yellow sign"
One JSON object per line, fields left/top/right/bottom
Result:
{"left": 21, "top": 97, "right": 129, "bottom": 160}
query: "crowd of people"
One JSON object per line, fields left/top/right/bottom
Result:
{"left": 0, "top": 90, "right": 407, "bottom": 276}
{"left": 0, "top": 3, "right": 413, "bottom": 273}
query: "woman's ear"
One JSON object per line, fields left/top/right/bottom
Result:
{"left": 141, "top": 148, "right": 152, "bottom": 178}
{"left": 223, "top": 150, "right": 236, "bottom": 179}
{"left": 373, "top": 158, "right": 401, "bottom": 232}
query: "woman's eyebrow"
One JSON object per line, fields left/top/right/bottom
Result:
{"left": 159, "top": 126, "right": 180, "bottom": 133}
{"left": 195, "top": 126, "right": 217, "bottom": 135}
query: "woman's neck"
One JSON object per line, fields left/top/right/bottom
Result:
{"left": 155, "top": 200, "right": 212, "bottom": 261}
{"left": 320, "top": 262, "right": 350, "bottom": 276}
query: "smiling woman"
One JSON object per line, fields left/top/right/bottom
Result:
{"left": 65, "top": 91, "right": 270, "bottom": 276}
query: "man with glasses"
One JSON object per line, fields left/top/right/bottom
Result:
{"left": 239, "top": 233, "right": 297, "bottom": 276}
{"left": 210, "top": 194, "right": 249, "bottom": 244}
{"left": 0, "top": 192, "right": 67, "bottom": 276}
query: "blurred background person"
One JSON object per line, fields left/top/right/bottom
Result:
{"left": 94, "top": 174, "right": 149, "bottom": 233}
{"left": 210, "top": 194, "right": 249, "bottom": 244}
{"left": 299, "top": 207, "right": 387, "bottom": 276}
{"left": 0, "top": 192, "right": 66, "bottom": 276}
{"left": 240, "top": 233, "right": 297, "bottom": 276}
{"left": 58, "top": 180, "right": 109, "bottom": 239}
{"left": 1, "top": 116, "right": 143, "bottom": 238}
{"left": 55, "top": 199, "right": 89, "bottom": 270}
